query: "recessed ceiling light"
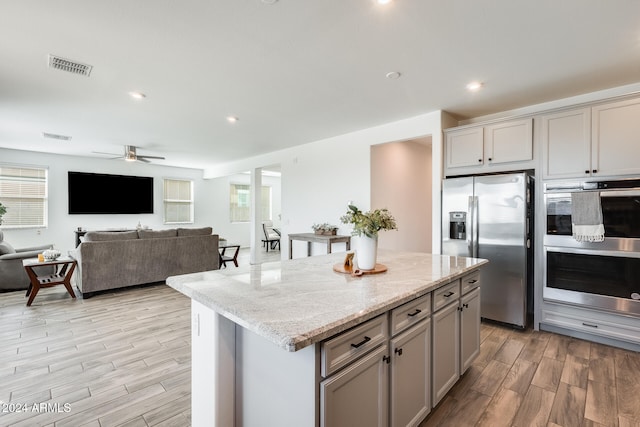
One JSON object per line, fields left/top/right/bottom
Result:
{"left": 386, "top": 71, "right": 401, "bottom": 79}
{"left": 227, "top": 116, "right": 239, "bottom": 123}
{"left": 377, "top": 0, "right": 393, "bottom": 4}
{"left": 129, "top": 91, "right": 146, "bottom": 99}
{"left": 466, "top": 81, "right": 483, "bottom": 92}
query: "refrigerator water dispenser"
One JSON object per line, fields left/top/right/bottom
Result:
{"left": 449, "top": 212, "right": 466, "bottom": 240}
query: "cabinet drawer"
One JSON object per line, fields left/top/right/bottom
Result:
{"left": 460, "top": 270, "right": 480, "bottom": 295}
{"left": 390, "top": 293, "right": 431, "bottom": 336}
{"left": 541, "top": 305, "right": 640, "bottom": 345}
{"left": 321, "top": 313, "right": 388, "bottom": 377}
{"left": 433, "top": 281, "right": 460, "bottom": 312}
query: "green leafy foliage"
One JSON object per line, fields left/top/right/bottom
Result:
{"left": 340, "top": 204, "right": 397, "bottom": 238}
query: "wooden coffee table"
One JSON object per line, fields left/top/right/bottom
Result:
{"left": 23, "top": 257, "right": 77, "bottom": 306}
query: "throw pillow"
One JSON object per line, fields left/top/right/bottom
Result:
{"left": 177, "top": 227, "right": 213, "bottom": 236}
{"left": 138, "top": 229, "right": 178, "bottom": 239}
{"left": 84, "top": 231, "right": 139, "bottom": 242}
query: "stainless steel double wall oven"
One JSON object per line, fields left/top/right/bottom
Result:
{"left": 544, "top": 178, "right": 640, "bottom": 316}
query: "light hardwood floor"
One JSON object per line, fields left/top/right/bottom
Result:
{"left": 1, "top": 282, "right": 639, "bottom": 427}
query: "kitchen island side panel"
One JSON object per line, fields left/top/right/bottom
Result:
{"left": 236, "top": 326, "right": 318, "bottom": 427}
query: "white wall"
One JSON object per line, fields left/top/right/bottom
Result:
{"left": 0, "top": 148, "right": 214, "bottom": 252}
{"left": 204, "top": 110, "right": 445, "bottom": 259}
{"left": 208, "top": 172, "right": 282, "bottom": 247}
{"left": 371, "top": 138, "right": 432, "bottom": 252}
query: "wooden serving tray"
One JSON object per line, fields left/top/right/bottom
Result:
{"left": 333, "top": 263, "right": 388, "bottom": 275}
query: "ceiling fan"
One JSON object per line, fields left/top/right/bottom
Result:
{"left": 93, "top": 145, "right": 165, "bottom": 163}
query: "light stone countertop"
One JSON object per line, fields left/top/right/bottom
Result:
{"left": 166, "top": 250, "right": 488, "bottom": 352}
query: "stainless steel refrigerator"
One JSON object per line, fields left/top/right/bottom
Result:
{"left": 441, "top": 172, "right": 533, "bottom": 328}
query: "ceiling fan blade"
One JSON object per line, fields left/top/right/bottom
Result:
{"left": 93, "top": 151, "right": 122, "bottom": 157}
{"left": 138, "top": 155, "right": 165, "bottom": 160}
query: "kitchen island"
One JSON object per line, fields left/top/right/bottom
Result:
{"left": 167, "top": 250, "right": 487, "bottom": 427}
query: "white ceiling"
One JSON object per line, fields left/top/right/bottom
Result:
{"left": 1, "top": 1, "right": 639, "bottom": 170}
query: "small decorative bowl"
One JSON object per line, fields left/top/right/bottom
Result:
{"left": 42, "top": 249, "right": 61, "bottom": 261}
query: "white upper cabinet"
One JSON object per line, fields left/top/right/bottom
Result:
{"left": 484, "top": 118, "right": 533, "bottom": 164}
{"left": 592, "top": 98, "right": 640, "bottom": 177}
{"left": 445, "top": 118, "right": 533, "bottom": 176}
{"left": 541, "top": 97, "right": 640, "bottom": 179}
{"left": 540, "top": 107, "right": 591, "bottom": 179}
{"left": 445, "top": 127, "right": 484, "bottom": 169}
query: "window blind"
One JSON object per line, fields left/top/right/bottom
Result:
{"left": 229, "top": 184, "right": 271, "bottom": 222}
{"left": 164, "top": 178, "right": 193, "bottom": 223}
{"left": 0, "top": 166, "right": 48, "bottom": 228}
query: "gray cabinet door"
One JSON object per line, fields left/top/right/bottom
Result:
{"left": 320, "top": 344, "right": 389, "bottom": 427}
{"left": 432, "top": 301, "right": 460, "bottom": 406}
{"left": 390, "top": 318, "right": 431, "bottom": 427}
{"left": 460, "top": 287, "right": 481, "bottom": 374}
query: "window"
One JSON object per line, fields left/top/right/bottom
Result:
{"left": 0, "top": 166, "right": 48, "bottom": 228}
{"left": 163, "top": 178, "right": 193, "bottom": 223}
{"left": 230, "top": 184, "right": 271, "bottom": 222}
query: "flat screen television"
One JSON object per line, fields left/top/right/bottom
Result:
{"left": 68, "top": 171, "right": 154, "bottom": 214}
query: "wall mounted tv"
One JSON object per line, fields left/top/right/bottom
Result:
{"left": 68, "top": 171, "right": 154, "bottom": 214}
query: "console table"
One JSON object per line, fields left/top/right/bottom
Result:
{"left": 23, "top": 257, "right": 77, "bottom": 306}
{"left": 288, "top": 233, "right": 351, "bottom": 259}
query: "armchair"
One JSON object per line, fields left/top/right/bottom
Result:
{"left": 0, "top": 231, "right": 53, "bottom": 291}
{"left": 262, "top": 221, "right": 280, "bottom": 252}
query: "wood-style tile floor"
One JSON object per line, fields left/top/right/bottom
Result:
{"left": 0, "top": 284, "right": 191, "bottom": 427}
{"left": 420, "top": 321, "right": 640, "bottom": 427}
{"left": 1, "top": 282, "right": 639, "bottom": 426}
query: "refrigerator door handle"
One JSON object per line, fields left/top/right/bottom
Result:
{"left": 467, "top": 196, "right": 474, "bottom": 257}
{"left": 472, "top": 196, "right": 479, "bottom": 258}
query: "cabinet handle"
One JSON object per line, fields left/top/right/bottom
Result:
{"left": 478, "top": 159, "right": 482, "bottom": 163}
{"left": 350, "top": 336, "right": 371, "bottom": 348}
{"left": 463, "top": 303, "right": 469, "bottom": 308}
{"left": 383, "top": 355, "right": 391, "bottom": 364}
{"left": 585, "top": 170, "right": 590, "bottom": 174}
{"left": 444, "top": 292, "right": 454, "bottom": 297}
{"left": 592, "top": 169, "right": 598, "bottom": 173}
{"left": 394, "top": 348, "right": 403, "bottom": 356}
{"left": 582, "top": 322, "right": 598, "bottom": 328}
{"left": 488, "top": 157, "right": 492, "bottom": 161}
{"left": 467, "top": 279, "right": 478, "bottom": 284}
{"left": 407, "top": 308, "right": 422, "bottom": 317}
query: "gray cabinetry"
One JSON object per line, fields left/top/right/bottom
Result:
{"left": 320, "top": 344, "right": 389, "bottom": 427}
{"left": 460, "top": 286, "right": 481, "bottom": 374}
{"left": 431, "top": 290, "right": 460, "bottom": 406}
{"left": 541, "top": 97, "right": 640, "bottom": 179}
{"left": 445, "top": 118, "right": 533, "bottom": 176}
{"left": 389, "top": 294, "right": 431, "bottom": 427}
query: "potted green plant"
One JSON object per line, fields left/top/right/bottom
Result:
{"left": 340, "top": 204, "right": 397, "bottom": 270}
{"left": 311, "top": 223, "right": 339, "bottom": 235}
{"left": 0, "top": 202, "right": 6, "bottom": 225}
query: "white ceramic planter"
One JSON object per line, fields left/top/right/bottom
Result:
{"left": 356, "top": 235, "right": 378, "bottom": 270}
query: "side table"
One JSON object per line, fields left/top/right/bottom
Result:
{"left": 219, "top": 242, "right": 241, "bottom": 268}
{"left": 23, "top": 257, "right": 77, "bottom": 306}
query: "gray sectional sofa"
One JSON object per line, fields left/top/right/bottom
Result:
{"left": 71, "top": 227, "right": 219, "bottom": 297}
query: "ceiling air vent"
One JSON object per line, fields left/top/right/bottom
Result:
{"left": 42, "top": 132, "right": 72, "bottom": 141}
{"left": 48, "top": 55, "right": 93, "bottom": 77}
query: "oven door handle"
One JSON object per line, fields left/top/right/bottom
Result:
{"left": 545, "top": 245, "right": 640, "bottom": 259}
{"left": 599, "top": 190, "right": 640, "bottom": 197}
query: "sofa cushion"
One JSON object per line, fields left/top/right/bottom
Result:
{"left": 138, "top": 229, "right": 178, "bottom": 239}
{"left": 84, "top": 231, "right": 139, "bottom": 242}
{"left": 177, "top": 227, "right": 212, "bottom": 236}
{"left": 0, "top": 241, "right": 16, "bottom": 255}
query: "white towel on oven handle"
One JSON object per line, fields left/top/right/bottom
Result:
{"left": 571, "top": 191, "right": 605, "bottom": 242}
